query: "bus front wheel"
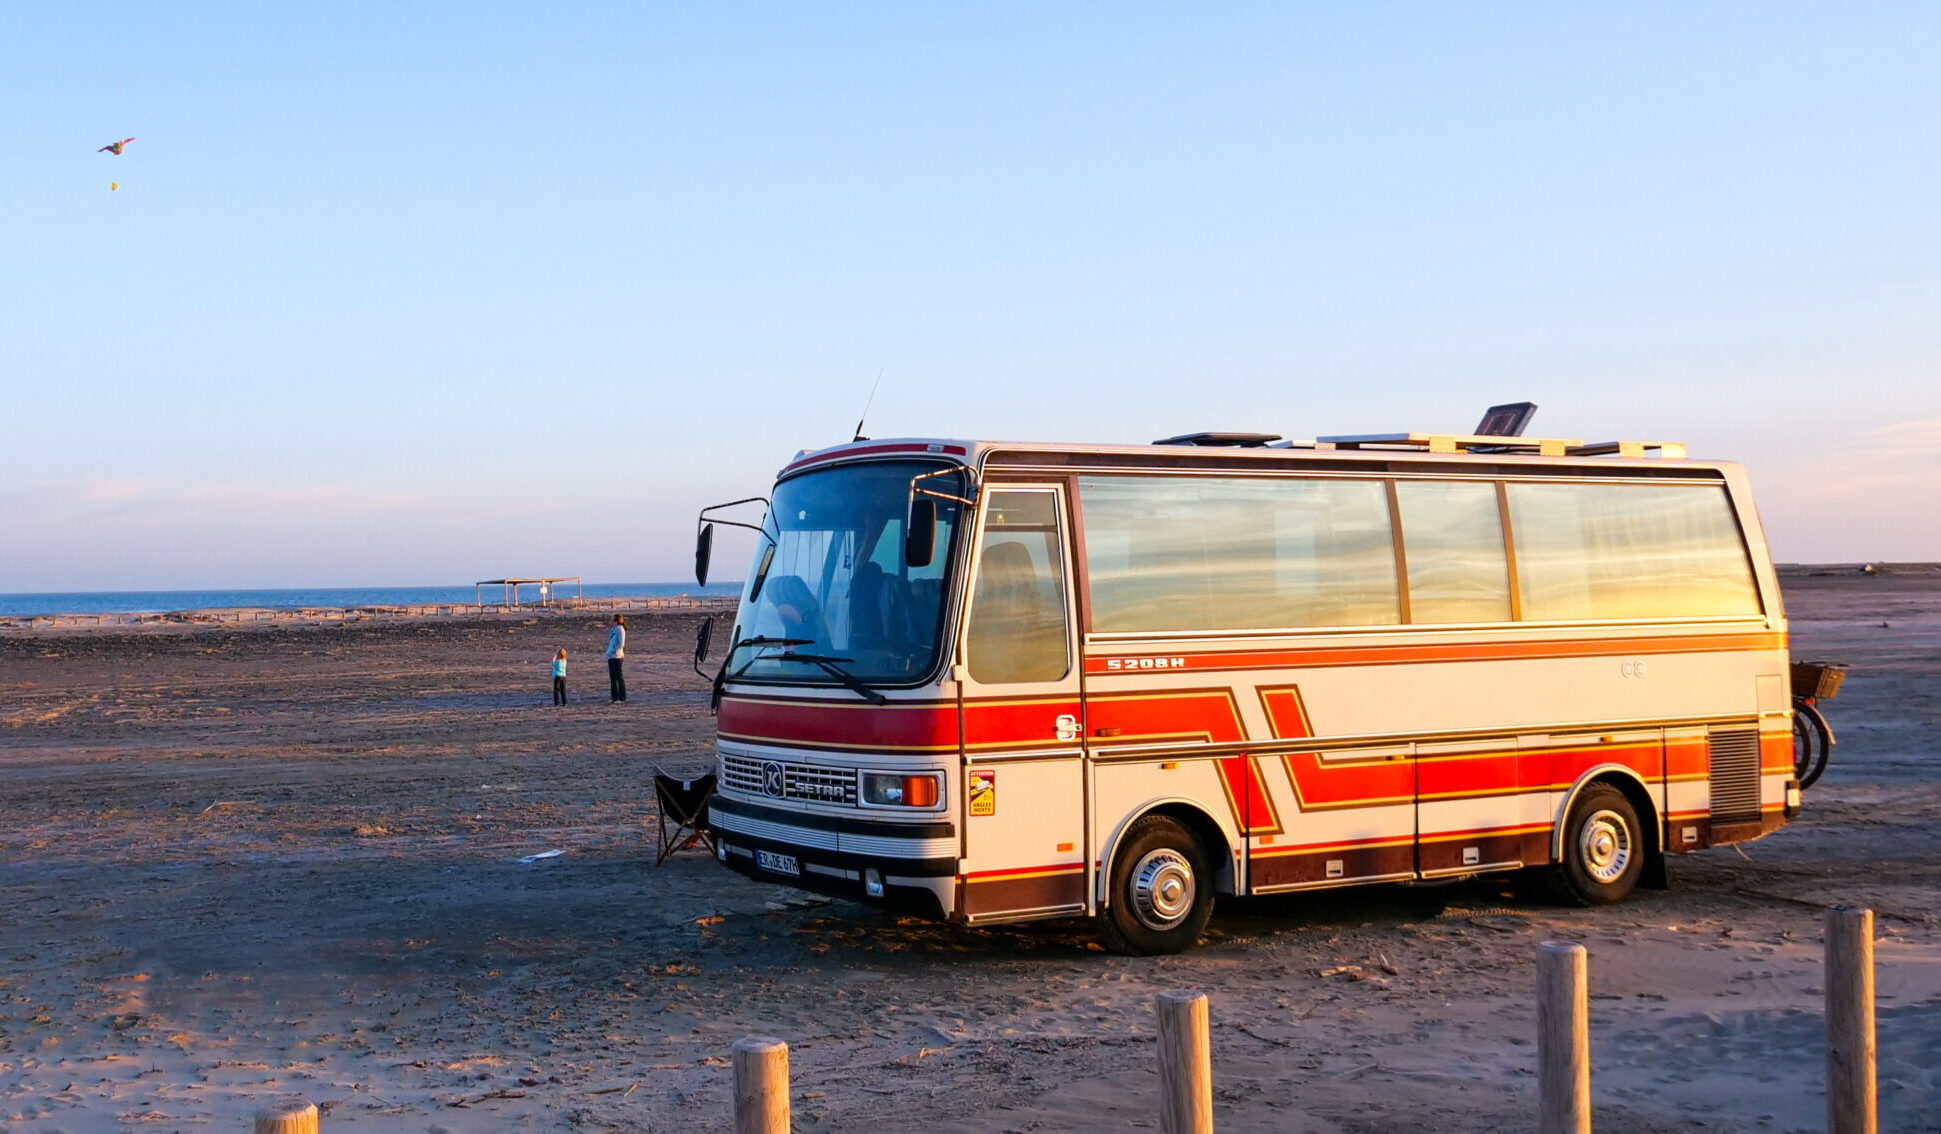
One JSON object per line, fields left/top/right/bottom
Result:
{"left": 1547, "top": 784, "right": 1644, "bottom": 906}
{"left": 1100, "top": 815, "right": 1214, "bottom": 956}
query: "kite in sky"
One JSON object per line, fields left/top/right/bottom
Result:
{"left": 97, "top": 137, "right": 135, "bottom": 155}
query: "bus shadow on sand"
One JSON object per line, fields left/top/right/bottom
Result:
{"left": 788, "top": 874, "right": 1585, "bottom": 962}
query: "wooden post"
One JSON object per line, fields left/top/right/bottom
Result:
{"left": 1156, "top": 989, "right": 1213, "bottom": 1134}
{"left": 1826, "top": 907, "right": 1877, "bottom": 1134}
{"left": 253, "top": 1098, "right": 318, "bottom": 1134}
{"left": 1537, "top": 941, "right": 1590, "bottom": 1134}
{"left": 731, "top": 1036, "right": 790, "bottom": 1134}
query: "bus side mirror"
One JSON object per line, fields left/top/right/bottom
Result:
{"left": 906, "top": 498, "right": 937, "bottom": 568}
{"left": 692, "top": 616, "right": 714, "bottom": 677}
{"left": 695, "top": 523, "right": 715, "bottom": 586}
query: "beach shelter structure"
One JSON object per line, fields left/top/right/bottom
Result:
{"left": 474, "top": 577, "right": 582, "bottom": 607}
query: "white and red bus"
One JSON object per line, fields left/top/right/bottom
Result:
{"left": 692, "top": 428, "right": 1799, "bottom": 954}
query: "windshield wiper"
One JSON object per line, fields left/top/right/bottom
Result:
{"left": 730, "top": 634, "right": 812, "bottom": 657}
{"left": 710, "top": 635, "right": 814, "bottom": 711}
{"left": 767, "top": 652, "right": 889, "bottom": 706}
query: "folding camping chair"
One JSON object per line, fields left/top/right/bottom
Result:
{"left": 654, "top": 769, "right": 717, "bottom": 866}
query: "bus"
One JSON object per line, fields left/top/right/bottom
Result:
{"left": 691, "top": 428, "right": 1799, "bottom": 954}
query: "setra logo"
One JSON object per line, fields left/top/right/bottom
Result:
{"left": 1104, "top": 656, "right": 1188, "bottom": 671}
{"left": 760, "top": 761, "right": 786, "bottom": 798}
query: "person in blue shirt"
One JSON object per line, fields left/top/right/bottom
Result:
{"left": 551, "top": 648, "right": 568, "bottom": 706}
{"left": 605, "top": 615, "right": 627, "bottom": 703}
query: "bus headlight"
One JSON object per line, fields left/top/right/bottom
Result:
{"left": 862, "top": 772, "right": 940, "bottom": 808}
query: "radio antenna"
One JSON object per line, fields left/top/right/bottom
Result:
{"left": 851, "top": 367, "right": 884, "bottom": 442}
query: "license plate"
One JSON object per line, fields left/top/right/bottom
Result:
{"left": 755, "top": 850, "right": 800, "bottom": 876}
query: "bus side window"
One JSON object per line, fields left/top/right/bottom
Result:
{"left": 1506, "top": 482, "right": 1762, "bottom": 620}
{"left": 1077, "top": 475, "right": 1399, "bottom": 633}
{"left": 1394, "top": 480, "right": 1513, "bottom": 624}
{"left": 967, "top": 491, "right": 1071, "bottom": 684}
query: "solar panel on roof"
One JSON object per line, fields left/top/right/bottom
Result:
{"left": 1473, "top": 402, "right": 1538, "bottom": 437}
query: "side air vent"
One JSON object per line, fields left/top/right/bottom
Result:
{"left": 1708, "top": 727, "right": 1762, "bottom": 825}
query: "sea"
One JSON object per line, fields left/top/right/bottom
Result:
{"left": 0, "top": 583, "right": 745, "bottom": 618}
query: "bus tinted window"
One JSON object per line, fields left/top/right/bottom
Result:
{"left": 1394, "top": 481, "right": 1512, "bottom": 624}
{"left": 1080, "top": 476, "right": 1400, "bottom": 633}
{"left": 1506, "top": 482, "right": 1761, "bottom": 621}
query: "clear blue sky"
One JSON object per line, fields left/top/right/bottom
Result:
{"left": 4, "top": 3, "right": 1936, "bottom": 590}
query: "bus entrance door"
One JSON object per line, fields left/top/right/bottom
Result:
{"left": 956, "top": 486, "right": 1088, "bottom": 924}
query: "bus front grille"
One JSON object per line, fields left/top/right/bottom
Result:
{"left": 720, "top": 755, "right": 768, "bottom": 796}
{"left": 1708, "top": 727, "right": 1762, "bottom": 825}
{"left": 720, "top": 753, "right": 859, "bottom": 806}
{"left": 784, "top": 763, "right": 859, "bottom": 805}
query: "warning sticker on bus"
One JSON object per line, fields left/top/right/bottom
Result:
{"left": 968, "top": 769, "right": 996, "bottom": 816}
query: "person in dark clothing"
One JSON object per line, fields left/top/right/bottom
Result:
{"left": 551, "top": 648, "right": 568, "bottom": 706}
{"left": 606, "top": 615, "right": 627, "bottom": 702}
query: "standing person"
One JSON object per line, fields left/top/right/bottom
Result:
{"left": 551, "top": 648, "right": 568, "bottom": 706}
{"left": 605, "top": 615, "right": 627, "bottom": 703}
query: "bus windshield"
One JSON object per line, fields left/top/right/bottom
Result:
{"left": 731, "top": 460, "right": 965, "bottom": 685}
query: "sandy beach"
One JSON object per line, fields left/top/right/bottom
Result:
{"left": 2, "top": 578, "right": 1937, "bottom": 1133}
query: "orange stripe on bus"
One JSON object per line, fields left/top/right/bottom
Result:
{"left": 962, "top": 863, "right": 1085, "bottom": 882}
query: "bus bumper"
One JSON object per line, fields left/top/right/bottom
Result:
{"left": 708, "top": 794, "right": 956, "bottom": 921}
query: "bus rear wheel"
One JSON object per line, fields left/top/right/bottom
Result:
{"left": 1100, "top": 815, "right": 1214, "bottom": 956}
{"left": 1547, "top": 784, "right": 1644, "bottom": 906}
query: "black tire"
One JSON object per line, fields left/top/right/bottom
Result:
{"left": 1546, "top": 784, "right": 1645, "bottom": 907}
{"left": 1099, "top": 815, "right": 1214, "bottom": 956}
{"left": 1794, "top": 699, "right": 1832, "bottom": 789}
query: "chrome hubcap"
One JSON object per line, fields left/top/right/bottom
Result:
{"left": 1131, "top": 849, "right": 1195, "bottom": 930}
{"left": 1579, "top": 809, "right": 1632, "bottom": 883}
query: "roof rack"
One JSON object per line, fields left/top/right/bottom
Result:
{"left": 1312, "top": 433, "right": 1685, "bottom": 458}
{"left": 1316, "top": 433, "right": 1581, "bottom": 456}
{"left": 1153, "top": 432, "right": 1284, "bottom": 447}
{"left": 1568, "top": 440, "right": 1687, "bottom": 458}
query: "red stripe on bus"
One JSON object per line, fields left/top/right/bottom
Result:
{"left": 1214, "top": 755, "right": 1282, "bottom": 835}
{"left": 1087, "top": 689, "right": 1246, "bottom": 745}
{"left": 964, "top": 698, "right": 1083, "bottom": 749}
{"left": 721, "top": 694, "right": 1088, "bottom": 752}
{"left": 719, "top": 696, "right": 960, "bottom": 750}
